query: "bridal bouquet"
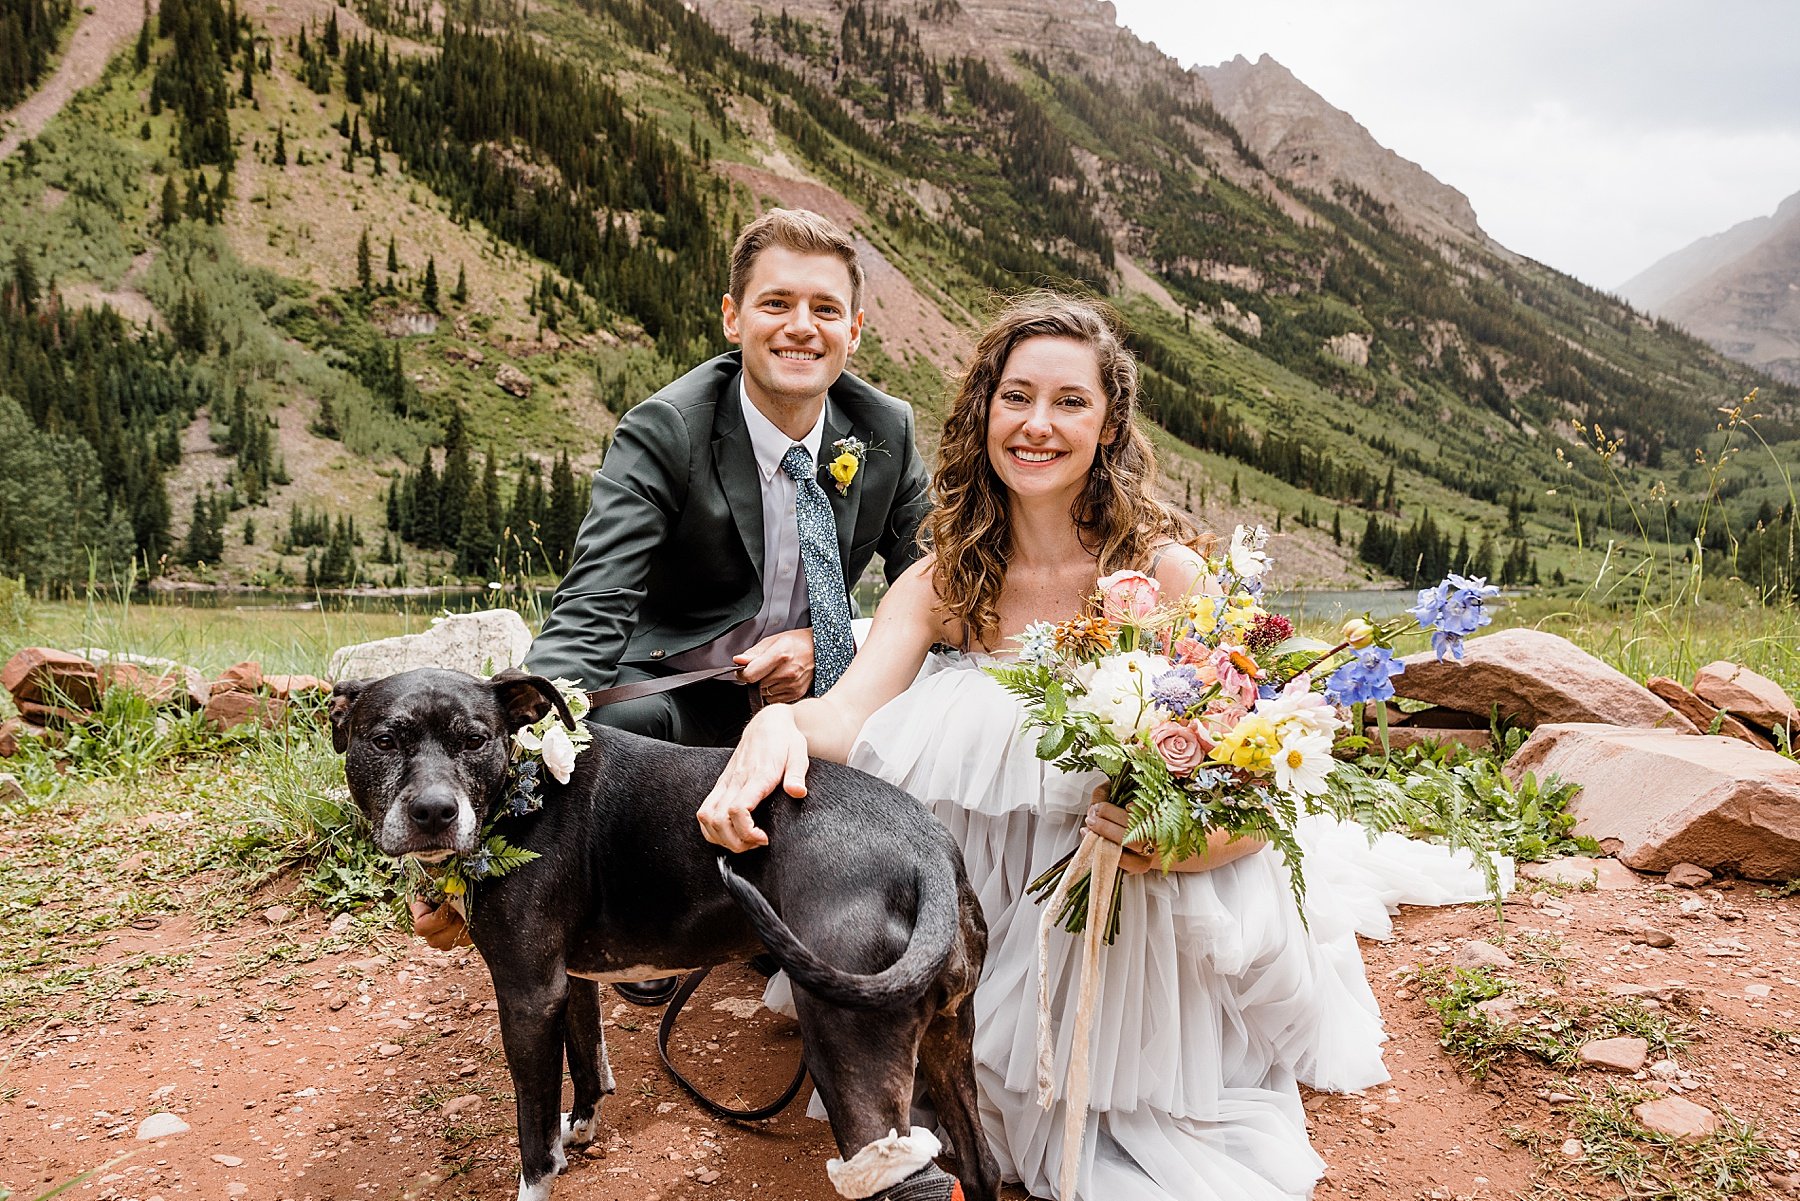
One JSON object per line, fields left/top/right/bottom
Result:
{"left": 987, "top": 525, "right": 1499, "bottom": 942}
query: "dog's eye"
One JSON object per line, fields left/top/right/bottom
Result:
{"left": 371, "top": 733, "right": 398, "bottom": 752}
{"left": 463, "top": 733, "right": 488, "bottom": 751}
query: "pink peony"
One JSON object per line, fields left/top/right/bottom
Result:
{"left": 1150, "top": 718, "right": 1212, "bottom": 776}
{"left": 1097, "top": 570, "right": 1160, "bottom": 623}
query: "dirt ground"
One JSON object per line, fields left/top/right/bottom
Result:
{"left": 4, "top": 863, "right": 1798, "bottom": 1201}
{"left": 0, "top": 0, "right": 154, "bottom": 161}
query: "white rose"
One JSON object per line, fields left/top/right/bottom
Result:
{"left": 540, "top": 722, "right": 578, "bottom": 784}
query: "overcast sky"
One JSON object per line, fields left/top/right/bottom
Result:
{"left": 1107, "top": 0, "right": 1800, "bottom": 290}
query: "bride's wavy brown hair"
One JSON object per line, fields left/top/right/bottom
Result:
{"left": 927, "top": 292, "right": 1201, "bottom": 645}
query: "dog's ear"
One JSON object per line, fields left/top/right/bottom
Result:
{"left": 329, "top": 679, "right": 366, "bottom": 754}
{"left": 490, "top": 668, "right": 577, "bottom": 732}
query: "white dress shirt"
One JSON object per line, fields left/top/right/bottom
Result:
{"left": 665, "top": 380, "right": 825, "bottom": 672}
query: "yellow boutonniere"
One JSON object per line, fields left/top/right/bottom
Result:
{"left": 828, "top": 436, "right": 869, "bottom": 495}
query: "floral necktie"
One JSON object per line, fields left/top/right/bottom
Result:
{"left": 780, "top": 444, "right": 854, "bottom": 695}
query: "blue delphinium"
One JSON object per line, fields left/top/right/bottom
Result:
{"left": 1325, "top": 646, "right": 1406, "bottom": 706}
{"left": 1150, "top": 664, "right": 1204, "bottom": 715}
{"left": 1410, "top": 573, "right": 1501, "bottom": 660}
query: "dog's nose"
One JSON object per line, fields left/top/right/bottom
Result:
{"left": 407, "top": 788, "right": 460, "bottom": 833}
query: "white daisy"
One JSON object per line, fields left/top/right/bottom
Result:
{"left": 1271, "top": 730, "right": 1335, "bottom": 798}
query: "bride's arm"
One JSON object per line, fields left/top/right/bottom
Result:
{"left": 697, "top": 558, "right": 945, "bottom": 852}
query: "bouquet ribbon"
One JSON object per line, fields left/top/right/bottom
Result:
{"left": 1034, "top": 828, "right": 1124, "bottom": 1200}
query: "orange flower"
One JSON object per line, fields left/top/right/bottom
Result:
{"left": 1053, "top": 615, "right": 1115, "bottom": 657}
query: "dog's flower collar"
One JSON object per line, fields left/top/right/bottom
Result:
{"left": 413, "top": 677, "right": 593, "bottom": 913}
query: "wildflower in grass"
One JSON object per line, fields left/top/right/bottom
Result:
{"left": 1325, "top": 646, "right": 1405, "bottom": 706}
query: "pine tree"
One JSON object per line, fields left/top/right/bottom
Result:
{"left": 545, "top": 450, "right": 583, "bottom": 572}
{"left": 385, "top": 234, "right": 398, "bottom": 275}
{"left": 160, "top": 175, "right": 180, "bottom": 227}
{"left": 422, "top": 256, "right": 439, "bottom": 311}
{"left": 239, "top": 45, "right": 254, "bottom": 99}
{"left": 135, "top": 0, "right": 151, "bottom": 70}
{"left": 1331, "top": 509, "right": 1342, "bottom": 546}
{"left": 451, "top": 262, "right": 467, "bottom": 304}
{"left": 355, "top": 227, "right": 371, "bottom": 293}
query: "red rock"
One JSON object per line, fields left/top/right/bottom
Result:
{"left": 1506, "top": 723, "right": 1800, "bottom": 879}
{"left": 216, "top": 661, "right": 264, "bottom": 694}
{"left": 1631, "top": 1095, "right": 1718, "bottom": 1143}
{"left": 1664, "top": 863, "right": 1713, "bottom": 888}
{"left": 1519, "top": 856, "right": 1642, "bottom": 890}
{"left": 1453, "top": 940, "right": 1516, "bottom": 970}
{"left": 262, "top": 673, "right": 329, "bottom": 700}
{"left": 1578, "top": 1036, "right": 1648, "bottom": 1073}
{"left": 203, "top": 689, "right": 287, "bottom": 730}
{"left": 1646, "top": 676, "right": 1773, "bottom": 749}
{"left": 1395, "top": 629, "right": 1695, "bottom": 732}
{"left": 0, "top": 715, "right": 38, "bottom": 756}
{"left": 2, "top": 647, "right": 104, "bottom": 712}
{"left": 1692, "top": 661, "right": 1799, "bottom": 738}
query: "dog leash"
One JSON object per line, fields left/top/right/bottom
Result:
{"left": 654, "top": 967, "right": 810, "bottom": 1121}
{"left": 584, "top": 663, "right": 754, "bottom": 708}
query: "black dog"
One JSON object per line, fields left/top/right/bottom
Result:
{"left": 331, "top": 667, "right": 998, "bottom": 1201}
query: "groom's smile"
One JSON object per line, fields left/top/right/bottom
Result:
{"left": 723, "top": 244, "right": 865, "bottom": 434}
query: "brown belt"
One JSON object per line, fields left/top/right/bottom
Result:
{"left": 585, "top": 664, "right": 764, "bottom": 713}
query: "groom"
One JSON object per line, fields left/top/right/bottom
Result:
{"left": 523, "top": 207, "right": 932, "bottom": 736}
{"left": 412, "top": 209, "right": 931, "bottom": 951}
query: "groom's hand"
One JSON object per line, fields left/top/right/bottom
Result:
{"left": 734, "top": 628, "right": 815, "bottom": 704}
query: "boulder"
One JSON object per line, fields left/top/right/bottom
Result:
{"left": 1645, "top": 676, "right": 1772, "bottom": 749}
{"left": 1505, "top": 723, "right": 1800, "bottom": 879}
{"left": 328, "top": 609, "right": 533, "bottom": 681}
{"left": 1692, "top": 661, "right": 1798, "bottom": 738}
{"left": 204, "top": 689, "right": 288, "bottom": 731}
{"left": 0, "top": 716, "right": 35, "bottom": 757}
{"left": 495, "top": 363, "right": 533, "bottom": 398}
{"left": 262, "top": 673, "right": 330, "bottom": 700}
{"left": 77, "top": 649, "right": 210, "bottom": 708}
{"left": 216, "top": 661, "right": 264, "bottom": 694}
{"left": 1394, "top": 629, "right": 1695, "bottom": 732}
{"left": 2, "top": 647, "right": 104, "bottom": 714}
{"left": 1453, "top": 940, "right": 1515, "bottom": 971}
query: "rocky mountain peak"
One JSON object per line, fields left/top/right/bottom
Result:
{"left": 1193, "top": 52, "right": 1487, "bottom": 246}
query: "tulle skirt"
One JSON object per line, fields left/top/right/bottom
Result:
{"left": 771, "top": 654, "right": 1509, "bottom": 1200}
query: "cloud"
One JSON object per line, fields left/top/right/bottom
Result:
{"left": 1110, "top": 0, "right": 1800, "bottom": 286}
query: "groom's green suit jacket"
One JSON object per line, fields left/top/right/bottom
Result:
{"left": 525, "top": 351, "right": 932, "bottom": 692}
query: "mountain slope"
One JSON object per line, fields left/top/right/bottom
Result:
{"left": 1620, "top": 189, "right": 1800, "bottom": 386}
{"left": 2, "top": 0, "right": 1797, "bottom": 597}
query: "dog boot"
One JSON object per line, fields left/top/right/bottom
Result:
{"left": 875, "top": 1164, "right": 963, "bottom": 1201}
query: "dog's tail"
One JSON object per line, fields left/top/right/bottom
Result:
{"left": 716, "top": 856, "right": 958, "bottom": 1010}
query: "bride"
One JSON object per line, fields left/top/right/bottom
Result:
{"left": 698, "top": 293, "right": 1503, "bottom": 1201}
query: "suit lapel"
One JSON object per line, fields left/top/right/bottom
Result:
{"left": 712, "top": 373, "right": 765, "bottom": 583}
{"left": 821, "top": 400, "right": 861, "bottom": 564}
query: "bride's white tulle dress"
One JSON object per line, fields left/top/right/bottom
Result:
{"left": 773, "top": 651, "right": 1510, "bottom": 1201}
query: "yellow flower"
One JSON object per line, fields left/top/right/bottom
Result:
{"left": 829, "top": 452, "right": 859, "bottom": 490}
{"left": 1185, "top": 596, "right": 1219, "bottom": 635}
{"left": 441, "top": 875, "right": 466, "bottom": 897}
{"left": 1208, "top": 715, "right": 1279, "bottom": 774}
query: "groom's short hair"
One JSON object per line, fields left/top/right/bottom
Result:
{"left": 729, "top": 208, "right": 865, "bottom": 314}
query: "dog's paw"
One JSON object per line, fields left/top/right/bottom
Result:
{"left": 560, "top": 1111, "right": 597, "bottom": 1149}
{"left": 517, "top": 1173, "right": 555, "bottom": 1201}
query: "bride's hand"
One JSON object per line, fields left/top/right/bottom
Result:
{"left": 1082, "top": 785, "right": 1156, "bottom": 876}
{"left": 697, "top": 704, "right": 811, "bottom": 852}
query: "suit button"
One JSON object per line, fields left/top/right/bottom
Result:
{"left": 649, "top": 649, "right": 665, "bottom": 660}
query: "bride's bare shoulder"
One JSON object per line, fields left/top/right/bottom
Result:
{"left": 1149, "top": 541, "right": 1208, "bottom": 592}
{"left": 881, "top": 555, "right": 961, "bottom": 641}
